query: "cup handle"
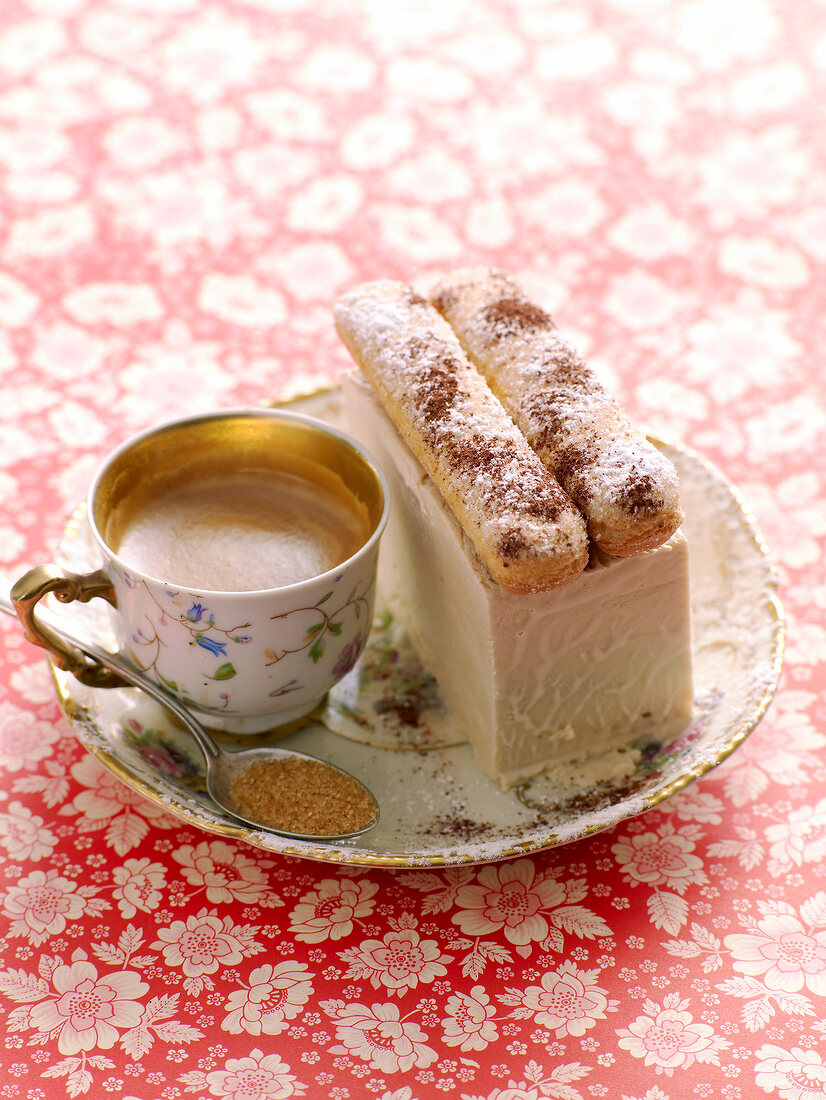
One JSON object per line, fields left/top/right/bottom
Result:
{"left": 11, "top": 564, "right": 127, "bottom": 688}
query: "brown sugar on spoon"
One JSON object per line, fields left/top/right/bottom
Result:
{"left": 334, "top": 280, "right": 589, "bottom": 593}
{"left": 430, "top": 267, "right": 683, "bottom": 556}
{"left": 228, "top": 756, "right": 377, "bottom": 836}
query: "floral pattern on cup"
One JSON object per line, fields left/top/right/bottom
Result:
{"left": 121, "top": 574, "right": 255, "bottom": 705}
{"left": 110, "top": 558, "right": 379, "bottom": 728}
{"left": 265, "top": 584, "right": 369, "bottom": 674}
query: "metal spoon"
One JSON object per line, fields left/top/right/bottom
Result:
{"left": 0, "top": 575, "right": 379, "bottom": 842}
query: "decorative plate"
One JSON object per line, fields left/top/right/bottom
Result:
{"left": 48, "top": 387, "right": 784, "bottom": 867}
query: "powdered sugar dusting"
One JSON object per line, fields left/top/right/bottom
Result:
{"left": 431, "top": 267, "right": 683, "bottom": 555}
{"left": 334, "top": 280, "right": 589, "bottom": 591}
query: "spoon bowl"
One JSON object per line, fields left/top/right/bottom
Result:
{"left": 1, "top": 574, "right": 379, "bottom": 842}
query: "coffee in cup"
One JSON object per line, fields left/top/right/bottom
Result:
{"left": 106, "top": 442, "right": 373, "bottom": 593}
{"left": 12, "top": 408, "right": 388, "bottom": 733}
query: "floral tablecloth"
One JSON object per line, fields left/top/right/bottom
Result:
{"left": 1, "top": 1, "right": 825, "bottom": 1098}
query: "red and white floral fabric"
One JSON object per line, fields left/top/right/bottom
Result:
{"left": 1, "top": 1, "right": 825, "bottom": 1098}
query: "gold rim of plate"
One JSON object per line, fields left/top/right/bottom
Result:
{"left": 48, "top": 386, "right": 785, "bottom": 868}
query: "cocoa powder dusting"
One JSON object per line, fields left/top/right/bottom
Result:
{"left": 523, "top": 493, "right": 564, "bottom": 522}
{"left": 430, "top": 287, "right": 456, "bottom": 315}
{"left": 228, "top": 757, "right": 377, "bottom": 836}
{"left": 540, "top": 346, "right": 596, "bottom": 390}
{"left": 403, "top": 333, "right": 569, "bottom": 531}
{"left": 426, "top": 812, "right": 491, "bottom": 841}
{"left": 497, "top": 529, "right": 528, "bottom": 558}
{"left": 528, "top": 406, "right": 565, "bottom": 450}
{"left": 483, "top": 296, "right": 552, "bottom": 339}
{"left": 417, "top": 368, "right": 459, "bottom": 424}
{"left": 554, "top": 444, "right": 588, "bottom": 486}
{"left": 618, "top": 470, "right": 662, "bottom": 515}
{"left": 447, "top": 431, "right": 565, "bottom": 525}
{"left": 375, "top": 696, "right": 424, "bottom": 728}
{"left": 551, "top": 444, "right": 592, "bottom": 503}
{"left": 405, "top": 338, "right": 460, "bottom": 425}
{"left": 448, "top": 431, "right": 517, "bottom": 479}
{"left": 523, "top": 349, "right": 601, "bottom": 451}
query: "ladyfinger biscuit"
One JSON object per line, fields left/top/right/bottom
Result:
{"left": 430, "top": 268, "right": 683, "bottom": 556}
{"left": 334, "top": 280, "right": 589, "bottom": 593}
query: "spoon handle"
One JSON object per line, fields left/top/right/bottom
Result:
{"left": 0, "top": 572, "right": 221, "bottom": 762}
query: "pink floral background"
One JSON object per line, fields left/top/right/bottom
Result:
{"left": 1, "top": 0, "right": 825, "bottom": 1098}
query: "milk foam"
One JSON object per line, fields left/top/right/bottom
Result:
{"left": 115, "top": 469, "right": 368, "bottom": 591}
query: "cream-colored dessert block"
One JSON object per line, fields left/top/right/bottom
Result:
{"left": 344, "top": 372, "right": 694, "bottom": 788}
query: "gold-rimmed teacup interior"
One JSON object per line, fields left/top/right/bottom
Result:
{"left": 93, "top": 410, "right": 386, "bottom": 593}
{"left": 12, "top": 409, "right": 389, "bottom": 726}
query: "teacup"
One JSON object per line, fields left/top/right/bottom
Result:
{"left": 12, "top": 408, "right": 388, "bottom": 733}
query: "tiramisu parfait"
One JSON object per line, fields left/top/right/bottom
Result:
{"left": 335, "top": 269, "right": 693, "bottom": 789}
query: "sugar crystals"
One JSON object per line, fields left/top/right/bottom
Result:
{"left": 228, "top": 756, "right": 377, "bottom": 837}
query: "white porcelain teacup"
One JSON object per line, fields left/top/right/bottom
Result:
{"left": 12, "top": 408, "right": 388, "bottom": 733}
